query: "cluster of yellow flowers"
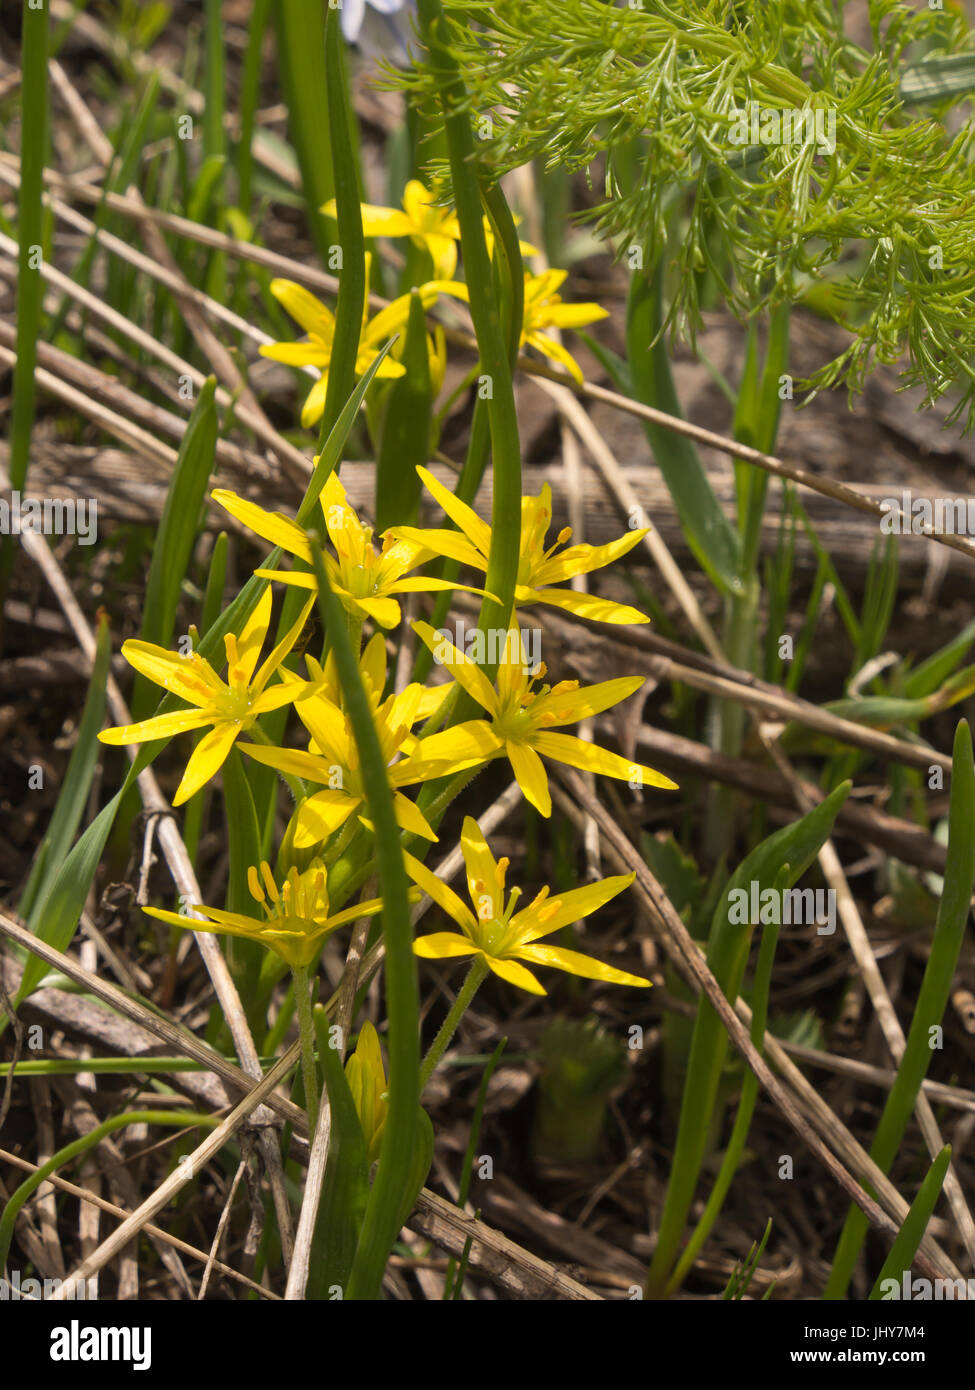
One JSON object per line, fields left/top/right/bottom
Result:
{"left": 263, "top": 180, "right": 609, "bottom": 428}
{"left": 101, "top": 463, "right": 675, "bottom": 995}
{"left": 99, "top": 177, "right": 676, "bottom": 1001}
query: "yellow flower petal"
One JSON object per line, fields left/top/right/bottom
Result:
{"left": 98, "top": 708, "right": 213, "bottom": 745}
{"left": 406, "top": 720, "right": 502, "bottom": 773}
{"left": 534, "top": 530, "right": 648, "bottom": 587}
{"left": 252, "top": 593, "right": 316, "bottom": 695}
{"left": 234, "top": 587, "right": 273, "bottom": 688}
{"left": 402, "top": 850, "right": 476, "bottom": 933}
{"left": 517, "top": 586, "right": 650, "bottom": 626}
{"left": 524, "top": 331, "right": 585, "bottom": 384}
{"left": 212, "top": 490, "right": 312, "bottom": 562}
{"left": 413, "top": 932, "right": 478, "bottom": 960}
{"left": 300, "top": 373, "right": 329, "bottom": 428}
{"left": 249, "top": 677, "right": 307, "bottom": 716}
{"left": 485, "top": 954, "right": 546, "bottom": 994}
{"left": 543, "top": 301, "right": 610, "bottom": 329}
{"left": 426, "top": 233, "right": 458, "bottom": 280}
{"left": 460, "top": 816, "right": 505, "bottom": 923}
{"left": 415, "top": 466, "right": 491, "bottom": 558}
{"left": 517, "top": 942, "right": 650, "bottom": 987}
{"left": 392, "top": 790, "right": 438, "bottom": 841}
{"left": 319, "top": 895, "right": 387, "bottom": 932}
{"left": 360, "top": 631, "right": 388, "bottom": 699}
{"left": 254, "top": 567, "right": 317, "bottom": 591}
{"left": 530, "top": 730, "right": 679, "bottom": 789}
{"left": 355, "top": 205, "right": 416, "bottom": 239}
{"left": 384, "top": 525, "right": 484, "bottom": 572}
{"left": 293, "top": 790, "right": 360, "bottom": 848}
{"left": 413, "top": 621, "right": 499, "bottom": 716}
{"left": 173, "top": 721, "right": 240, "bottom": 805}
{"left": 506, "top": 739, "right": 552, "bottom": 817}
{"left": 119, "top": 641, "right": 223, "bottom": 706}
{"left": 243, "top": 739, "right": 345, "bottom": 785}
{"left": 259, "top": 341, "right": 332, "bottom": 367}
{"left": 515, "top": 873, "right": 635, "bottom": 942}
{"left": 352, "top": 594, "right": 402, "bottom": 629}
{"left": 529, "top": 674, "right": 644, "bottom": 726}
{"left": 269, "top": 280, "right": 334, "bottom": 336}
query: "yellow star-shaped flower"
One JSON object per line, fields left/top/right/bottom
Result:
{"left": 430, "top": 268, "right": 608, "bottom": 384}
{"left": 413, "top": 620, "right": 677, "bottom": 817}
{"left": 323, "top": 180, "right": 538, "bottom": 282}
{"left": 98, "top": 589, "right": 313, "bottom": 805}
{"left": 258, "top": 255, "right": 448, "bottom": 427}
{"left": 325, "top": 180, "right": 462, "bottom": 280}
{"left": 405, "top": 816, "right": 649, "bottom": 995}
{"left": 389, "top": 466, "right": 651, "bottom": 624}
{"left": 242, "top": 679, "right": 495, "bottom": 848}
{"left": 213, "top": 471, "right": 495, "bottom": 630}
{"left": 143, "top": 859, "right": 388, "bottom": 969}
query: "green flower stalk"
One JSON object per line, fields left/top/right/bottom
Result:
{"left": 414, "top": 0, "right": 523, "bottom": 673}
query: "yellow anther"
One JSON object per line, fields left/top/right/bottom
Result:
{"left": 260, "top": 861, "right": 279, "bottom": 902}
{"left": 247, "top": 865, "right": 265, "bottom": 904}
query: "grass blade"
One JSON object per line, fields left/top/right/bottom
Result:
{"left": 0, "top": 0, "right": 49, "bottom": 623}
{"left": 273, "top": 0, "right": 334, "bottom": 264}
{"left": 308, "top": 548, "right": 419, "bottom": 1301}
{"left": 825, "top": 719, "right": 975, "bottom": 1298}
{"left": 868, "top": 1146, "right": 952, "bottom": 1300}
{"left": 17, "top": 614, "right": 112, "bottom": 926}
{"left": 132, "top": 377, "right": 218, "bottom": 721}
{"left": 647, "top": 781, "right": 850, "bottom": 1295}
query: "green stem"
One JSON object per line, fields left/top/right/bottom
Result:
{"left": 420, "top": 956, "right": 489, "bottom": 1092}
{"left": 309, "top": 547, "right": 420, "bottom": 1301}
{"left": 319, "top": 4, "right": 365, "bottom": 444}
{"left": 415, "top": 0, "right": 522, "bottom": 679}
{"left": 293, "top": 963, "right": 320, "bottom": 1132}
{"left": 0, "top": 0, "right": 49, "bottom": 634}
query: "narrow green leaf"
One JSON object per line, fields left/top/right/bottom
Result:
{"left": 868, "top": 1146, "right": 952, "bottom": 1300}
{"left": 273, "top": 0, "right": 335, "bottom": 265}
{"left": 626, "top": 265, "right": 742, "bottom": 596}
{"left": 18, "top": 615, "right": 112, "bottom": 926}
{"left": 647, "top": 781, "right": 850, "bottom": 1294}
{"left": 307, "top": 1007, "right": 371, "bottom": 1299}
{"left": 12, "top": 787, "right": 127, "bottom": 1011}
{"left": 375, "top": 291, "right": 433, "bottom": 531}
{"left": 0, "top": 0, "right": 49, "bottom": 617}
{"left": 221, "top": 747, "right": 266, "bottom": 1031}
{"left": 826, "top": 720, "right": 975, "bottom": 1298}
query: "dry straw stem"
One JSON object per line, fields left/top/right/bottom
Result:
{"left": 6, "top": 505, "right": 295, "bottom": 1265}
{"left": 456, "top": 592, "right": 955, "bottom": 778}
{"left": 0, "top": 783, "right": 557, "bottom": 1297}
{"left": 0, "top": 228, "right": 309, "bottom": 485}
{"left": 10, "top": 155, "right": 975, "bottom": 568}
{"left": 757, "top": 734, "right": 975, "bottom": 1266}
{"left": 0, "top": 907, "right": 594, "bottom": 1299}
{"left": 42, "top": 61, "right": 310, "bottom": 491}
{"left": 47, "top": 1038, "right": 303, "bottom": 1299}
{"left": 549, "top": 771, "right": 965, "bottom": 1288}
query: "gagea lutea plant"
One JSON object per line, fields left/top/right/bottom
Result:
{"left": 6, "top": 0, "right": 975, "bottom": 1311}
